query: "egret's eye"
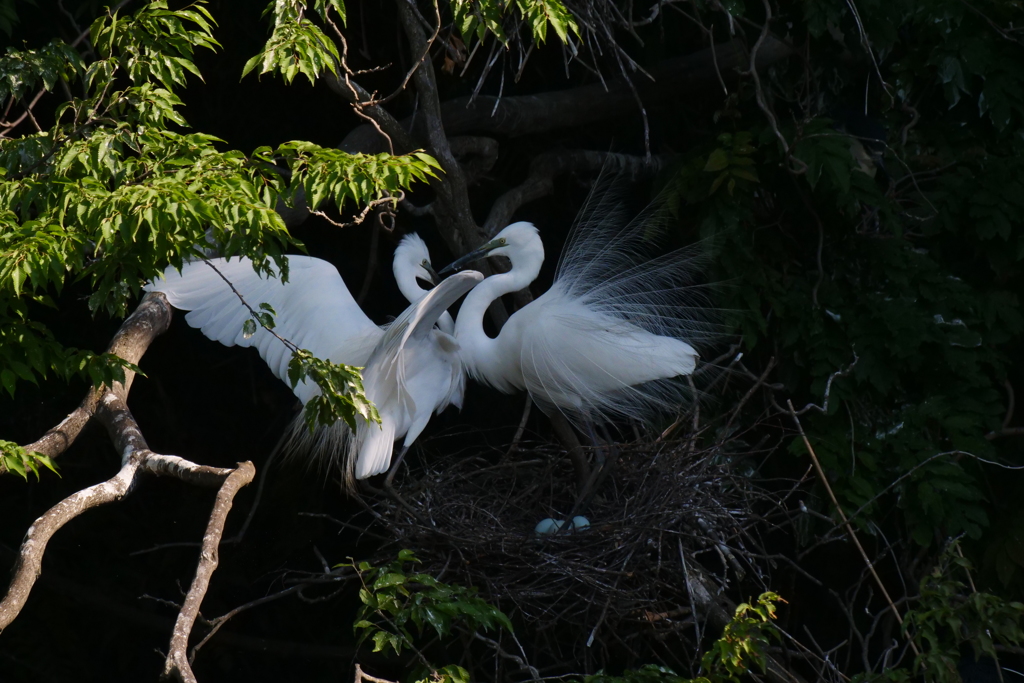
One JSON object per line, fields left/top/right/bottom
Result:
{"left": 421, "top": 259, "right": 429, "bottom": 267}
{"left": 499, "top": 238, "right": 507, "bottom": 245}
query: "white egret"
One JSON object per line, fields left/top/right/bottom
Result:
{"left": 346, "top": 269, "right": 482, "bottom": 482}
{"left": 392, "top": 233, "right": 454, "bottom": 335}
{"left": 440, "top": 199, "right": 714, "bottom": 427}
{"left": 146, "top": 235, "right": 448, "bottom": 401}
{"left": 145, "top": 235, "right": 470, "bottom": 481}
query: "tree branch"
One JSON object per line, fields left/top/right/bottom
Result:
{"left": 394, "top": 0, "right": 482, "bottom": 258}
{"left": 337, "top": 37, "right": 791, "bottom": 149}
{"left": 483, "top": 150, "right": 659, "bottom": 237}
{"left": 0, "top": 290, "right": 258, "bottom": 680}
{"left": 163, "top": 460, "right": 256, "bottom": 683}
{"left": 17, "top": 291, "right": 172, "bottom": 461}
{"left": 0, "top": 451, "right": 144, "bottom": 631}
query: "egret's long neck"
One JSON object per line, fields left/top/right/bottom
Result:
{"left": 454, "top": 251, "right": 542, "bottom": 380}
{"left": 394, "top": 267, "right": 426, "bottom": 304}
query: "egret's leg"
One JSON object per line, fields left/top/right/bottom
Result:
{"left": 548, "top": 412, "right": 589, "bottom": 492}
{"left": 570, "top": 421, "right": 617, "bottom": 519}
{"left": 382, "top": 444, "right": 425, "bottom": 520}
{"left": 385, "top": 444, "right": 411, "bottom": 490}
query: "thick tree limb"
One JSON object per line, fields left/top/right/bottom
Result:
{"left": 163, "top": 460, "right": 256, "bottom": 683}
{"left": 394, "top": 0, "right": 483, "bottom": 258}
{"left": 448, "top": 135, "right": 500, "bottom": 185}
{"left": 337, "top": 37, "right": 791, "bottom": 155}
{"left": 18, "top": 292, "right": 172, "bottom": 461}
{"left": 435, "top": 37, "right": 790, "bottom": 138}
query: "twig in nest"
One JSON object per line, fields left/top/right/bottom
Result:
{"left": 722, "top": 357, "right": 777, "bottom": 438}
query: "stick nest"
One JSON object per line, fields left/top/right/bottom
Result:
{"left": 364, "top": 434, "right": 776, "bottom": 673}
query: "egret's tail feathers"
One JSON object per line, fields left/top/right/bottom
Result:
{"left": 353, "top": 418, "right": 396, "bottom": 480}
{"left": 281, "top": 412, "right": 350, "bottom": 480}
{"left": 521, "top": 294, "right": 705, "bottom": 428}
{"left": 281, "top": 412, "right": 394, "bottom": 492}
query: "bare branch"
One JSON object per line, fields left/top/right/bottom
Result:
{"left": 786, "top": 400, "right": 920, "bottom": 658}
{"left": 355, "top": 663, "right": 399, "bottom": 683}
{"left": 0, "top": 452, "right": 144, "bottom": 630}
{"left": 164, "top": 460, "right": 256, "bottom": 682}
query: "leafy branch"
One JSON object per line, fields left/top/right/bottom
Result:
{"left": 584, "top": 592, "right": 785, "bottom": 683}
{"left": 348, "top": 549, "right": 512, "bottom": 661}
{"left": 0, "top": 440, "right": 58, "bottom": 480}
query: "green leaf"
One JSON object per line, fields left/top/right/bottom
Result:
{"left": 1, "top": 440, "right": 60, "bottom": 481}
{"left": 704, "top": 148, "right": 730, "bottom": 172}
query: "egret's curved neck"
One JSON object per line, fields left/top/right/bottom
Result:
{"left": 455, "top": 247, "right": 544, "bottom": 375}
{"left": 394, "top": 265, "right": 426, "bottom": 304}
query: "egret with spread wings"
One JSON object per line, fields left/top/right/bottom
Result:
{"left": 146, "top": 235, "right": 471, "bottom": 480}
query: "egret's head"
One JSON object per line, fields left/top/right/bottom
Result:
{"left": 393, "top": 233, "right": 440, "bottom": 288}
{"left": 439, "top": 222, "right": 543, "bottom": 275}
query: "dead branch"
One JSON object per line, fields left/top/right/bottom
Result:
{"left": 786, "top": 400, "right": 920, "bottom": 658}
{"left": 164, "top": 460, "right": 256, "bottom": 682}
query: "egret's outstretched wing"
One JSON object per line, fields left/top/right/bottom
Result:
{"left": 352, "top": 270, "right": 484, "bottom": 480}
{"left": 146, "top": 256, "right": 383, "bottom": 402}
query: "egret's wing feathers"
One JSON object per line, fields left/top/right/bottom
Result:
{"left": 347, "top": 270, "right": 483, "bottom": 481}
{"left": 146, "top": 256, "right": 383, "bottom": 402}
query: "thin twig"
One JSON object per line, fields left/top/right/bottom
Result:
{"left": 786, "top": 400, "right": 920, "bottom": 657}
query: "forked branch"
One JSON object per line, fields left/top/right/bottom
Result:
{"left": 0, "top": 292, "right": 258, "bottom": 683}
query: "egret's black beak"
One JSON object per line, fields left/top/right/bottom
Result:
{"left": 438, "top": 239, "right": 501, "bottom": 275}
{"left": 422, "top": 261, "right": 441, "bottom": 284}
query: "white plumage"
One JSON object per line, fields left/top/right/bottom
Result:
{"left": 146, "top": 255, "right": 381, "bottom": 403}
{"left": 348, "top": 270, "right": 482, "bottom": 480}
{"left": 145, "top": 235, "right": 471, "bottom": 481}
{"left": 443, "top": 194, "right": 715, "bottom": 426}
